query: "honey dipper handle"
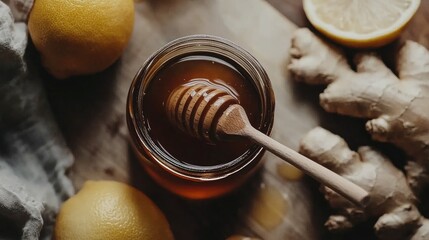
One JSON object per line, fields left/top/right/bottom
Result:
{"left": 244, "top": 126, "right": 369, "bottom": 207}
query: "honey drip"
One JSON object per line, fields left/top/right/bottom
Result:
{"left": 250, "top": 184, "right": 288, "bottom": 230}
{"left": 225, "top": 235, "right": 260, "bottom": 240}
{"left": 277, "top": 162, "right": 304, "bottom": 181}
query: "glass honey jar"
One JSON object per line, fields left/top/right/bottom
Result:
{"left": 127, "top": 35, "right": 275, "bottom": 199}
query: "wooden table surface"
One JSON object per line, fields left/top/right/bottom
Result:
{"left": 42, "top": 1, "right": 429, "bottom": 240}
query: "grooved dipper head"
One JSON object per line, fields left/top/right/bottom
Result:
{"left": 166, "top": 83, "right": 239, "bottom": 142}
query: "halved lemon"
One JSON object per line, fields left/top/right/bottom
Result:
{"left": 303, "top": 0, "right": 421, "bottom": 48}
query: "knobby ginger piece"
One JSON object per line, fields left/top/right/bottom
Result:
{"left": 289, "top": 28, "right": 429, "bottom": 196}
{"left": 300, "top": 127, "right": 429, "bottom": 240}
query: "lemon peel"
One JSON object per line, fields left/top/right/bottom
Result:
{"left": 28, "top": 0, "right": 134, "bottom": 78}
{"left": 54, "top": 181, "right": 174, "bottom": 240}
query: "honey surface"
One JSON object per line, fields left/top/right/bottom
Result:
{"left": 142, "top": 55, "right": 262, "bottom": 166}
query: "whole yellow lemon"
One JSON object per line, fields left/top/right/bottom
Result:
{"left": 54, "top": 181, "right": 174, "bottom": 240}
{"left": 28, "top": 0, "right": 135, "bottom": 79}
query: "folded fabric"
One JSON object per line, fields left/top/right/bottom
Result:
{"left": 0, "top": 1, "right": 74, "bottom": 239}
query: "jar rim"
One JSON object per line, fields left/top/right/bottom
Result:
{"left": 127, "top": 35, "right": 275, "bottom": 181}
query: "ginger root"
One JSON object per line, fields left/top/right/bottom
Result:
{"left": 300, "top": 127, "right": 429, "bottom": 240}
{"left": 288, "top": 28, "right": 429, "bottom": 196}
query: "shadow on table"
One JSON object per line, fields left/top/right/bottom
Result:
{"left": 128, "top": 146, "right": 264, "bottom": 240}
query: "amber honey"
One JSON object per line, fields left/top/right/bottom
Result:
{"left": 127, "top": 35, "right": 275, "bottom": 199}
{"left": 143, "top": 55, "right": 261, "bottom": 166}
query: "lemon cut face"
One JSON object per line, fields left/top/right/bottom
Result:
{"left": 303, "top": 0, "right": 420, "bottom": 48}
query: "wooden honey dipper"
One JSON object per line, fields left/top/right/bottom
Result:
{"left": 166, "top": 83, "right": 369, "bottom": 206}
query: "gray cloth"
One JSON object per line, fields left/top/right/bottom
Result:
{"left": 0, "top": 1, "right": 74, "bottom": 239}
